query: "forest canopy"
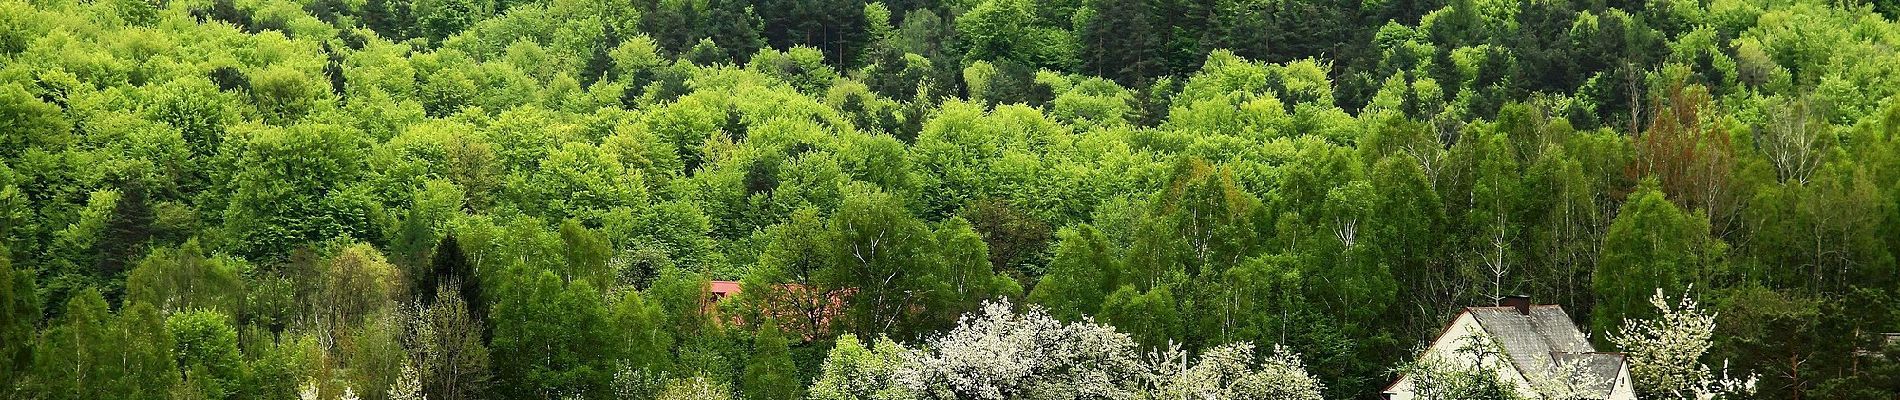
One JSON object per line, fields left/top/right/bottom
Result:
{"left": 1, "top": 0, "right": 1899, "bottom": 398}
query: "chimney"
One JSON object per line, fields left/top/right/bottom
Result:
{"left": 1501, "top": 295, "right": 1532, "bottom": 315}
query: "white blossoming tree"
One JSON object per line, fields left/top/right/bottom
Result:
{"left": 389, "top": 362, "right": 425, "bottom": 400}
{"left": 808, "top": 300, "right": 1327, "bottom": 400}
{"left": 898, "top": 300, "right": 1147, "bottom": 400}
{"left": 1530, "top": 358, "right": 1611, "bottom": 400}
{"left": 1611, "top": 288, "right": 1752, "bottom": 400}
{"left": 1141, "top": 342, "right": 1325, "bottom": 400}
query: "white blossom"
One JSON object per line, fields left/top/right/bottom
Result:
{"left": 1611, "top": 288, "right": 1753, "bottom": 400}
{"left": 1144, "top": 342, "right": 1325, "bottom": 400}
{"left": 812, "top": 300, "right": 1328, "bottom": 400}
{"left": 390, "top": 362, "right": 426, "bottom": 400}
{"left": 1530, "top": 358, "right": 1611, "bottom": 400}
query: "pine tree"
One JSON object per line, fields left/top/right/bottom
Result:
{"left": 706, "top": 0, "right": 767, "bottom": 63}
{"left": 1077, "top": 0, "right": 1161, "bottom": 86}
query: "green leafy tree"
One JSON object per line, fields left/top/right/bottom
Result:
{"left": 956, "top": 0, "right": 1075, "bottom": 70}
{"left": 612, "top": 288, "right": 674, "bottom": 375}
{"left": 1026, "top": 224, "right": 1120, "bottom": 321}
{"left": 125, "top": 240, "right": 242, "bottom": 315}
{"left": 0, "top": 246, "right": 37, "bottom": 393}
{"left": 821, "top": 184, "right": 948, "bottom": 339}
{"left": 30, "top": 290, "right": 175, "bottom": 400}
{"left": 415, "top": 284, "right": 492, "bottom": 400}
{"left": 740, "top": 321, "right": 801, "bottom": 400}
{"left": 0, "top": 83, "right": 72, "bottom": 159}
{"left": 808, "top": 334, "right": 912, "bottom": 400}
{"left": 320, "top": 244, "right": 403, "bottom": 338}
{"left": 559, "top": 219, "right": 613, "bottom": 286}
{"left": 166, "top": 310, "right": 243, "bottom": 399}
{"left": 223, "top": 123, "right": 374, "bottom": 261}
{"left": 491, "top": 270, "right": 615, "bottom": 398}
{"left": 1593, "top": 179, "right": 1722, "bottom": 340}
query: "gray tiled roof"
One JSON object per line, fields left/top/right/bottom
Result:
{"left": 1468, "top": 305, "right": 1623, "bottom": 398}
{"left": 1551, "top": 352, "right": 1627, "bottom": 396}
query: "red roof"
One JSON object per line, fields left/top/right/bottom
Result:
{"left": 700, "top": 280, "right": 853, "bottom": 341}
{"left": 710, "top": 280, "right": 743, "bottom": 296}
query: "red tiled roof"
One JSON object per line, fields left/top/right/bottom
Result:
{"left": 710, "top": 280, "right": 743, "bottom": 296}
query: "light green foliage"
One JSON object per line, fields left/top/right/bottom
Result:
{"left": 740, "top": 321, "right": 802, "bottom": 400}
{"left": 166, "top": 310, "right": 243, "bottom": 399}
{"left": 0, "top": 83, "right": 72, "bottom": 158}
{"left": 612, "top": 288, "right": 673, "bottom": 375}
{"left": 1027, "top": 224, "right": 1119, "bottom": 321}
{"left": 955, "top": 0, "right": 1075, "bottom": 70}
{"left": 491, "top": 270, "right": 614, "bottom": 398}
{"left": 30, "top": 290, "right": 176, "bottom": 400}
{"left": 223, "top": 123, "right": 375, "bottom": 260}
{"left": 6, "top": 0, "right": 1900, "bottom": 398}
{"left": 749, "top": 46, "right": 840, "bottom": 94}
{"left": 1593, "top": 179, "right": 1723, "bottom": 339}
{"left": 658, "top": 375, "right": 736, "bottom": 400}
{"left": 808, "top": 334, "right": 914, "bottom": 400}
{"left": 125, "top": 240, "right": 243, "bottom": 315}
{"left": 821, "top": 183, "right": 948, "bottom": 338}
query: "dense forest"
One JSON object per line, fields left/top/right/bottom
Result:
{"left": 1, "top": 0, "right": 1899, "bottom": 397}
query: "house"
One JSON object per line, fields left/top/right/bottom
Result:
{"left": 1383, "top": 296, "right": 1637, "bottom": 400}
{"left": 707, "top": 280, "right": 851, "bottom": 339}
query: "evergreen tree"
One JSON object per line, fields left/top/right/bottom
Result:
{"left": 707, "top": 0, "right": 768, "bottom": 63}
{"left": 1076, "top": 0, "right": 1161, "bottom": 86}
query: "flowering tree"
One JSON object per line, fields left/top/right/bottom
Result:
{"left": 1141, "top": 342, "right": 1325, "bottom": 400}
{"left": 1611, "top": 288, "right": 1752, "bottom": 399}
{"left": 1530, "top": 358, "right": 1611, "bottom": 400}
{"left": 898, "top": 300, "right": 1147, "bottom": 400}
{"left": 1400, "top": 330, "right": 1524, "bottom": 400}
{"left": 389, "top": 362, "right": 425, "bottom": 400}
{"left": 809, "top": 300, "right": 1326, "bottom": 400}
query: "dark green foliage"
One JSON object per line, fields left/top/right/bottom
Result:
{"left": 0, "top": 247, "right": 35, "bottom": 393}
{"left": 756, "top": 0, "right": 872, "bottom": 67}
{"left": 1076, "top": 0, "right": 1161, "bottom": 86}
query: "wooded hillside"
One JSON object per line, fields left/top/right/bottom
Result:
{"left": 0, "top": 0, "right": 1896, "bottom": 398}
